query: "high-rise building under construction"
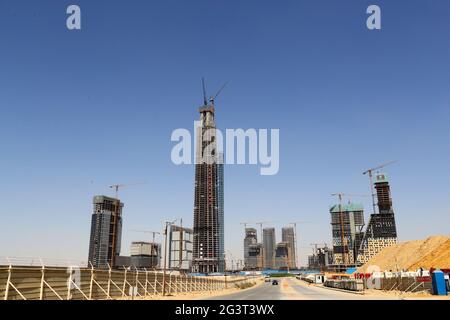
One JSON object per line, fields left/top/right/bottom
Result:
{"left": 282, "top": 227, "right": 297, "bottom": 269}
{"left": 357, "top": 173, "right": 398, "bottom": 264}
{"left": 274, "top": 242, "right": 291, "bottom": 270}
{"left": 88, "top": 196, "right": 123, "bottom": 269}
{"left": 244, "top": 228, "right": 258, "bottom": 269}
{"left": 192, "top": 85, "right": 225, "bottom": 273}
{"left": 263, "top": 228, "right": 276, "bottom": 269}
{"left": 329, "top": 203, "right": 365, "bottom": 266}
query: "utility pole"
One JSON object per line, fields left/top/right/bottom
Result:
{"left": 162, "top": 219, "right": 177, "bottom": 296}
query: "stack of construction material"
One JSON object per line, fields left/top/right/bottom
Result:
{"left": 324, "top": 279, "right": 364, "bottom": 292}
{"left": 358, "top": 236, "right": 450, "bottom": 273}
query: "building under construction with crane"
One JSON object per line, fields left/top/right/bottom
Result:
{"left": 192, "top": 80, "right": 226, "bottom": 274}
{"left": 329, "top": 202, "right": 365, "bottom": 268}
{"left": 88, "top": 195, "right": 123, "bottom": 269}
{"left": 357, "top": 172, "right": 398, "bottom": 264}
{"left": 328, "top": 162, "right": 399, "bottom": 270}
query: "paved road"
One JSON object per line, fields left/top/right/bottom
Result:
{"left": 201, "top": 278, "right": 396, "bottom": 300}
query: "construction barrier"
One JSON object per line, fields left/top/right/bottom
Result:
{"left": 0, "top": 265, "right": 255, "bottom": 300}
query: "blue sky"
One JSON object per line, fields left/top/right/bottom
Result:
{"left": 0, "top": 0, "right": 449, "bottom": 266}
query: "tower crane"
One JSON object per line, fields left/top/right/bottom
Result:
{"left": 130, "top": 230, "right": 161, "bottom": 245}
{"left": 109, "top": 182, "right": 146, "bottom": 199}
{"left": 363, "top": 160, "right": 397, "bottom": 214}
{"left": 201, "top": 78, "right": 228, "bottom": 107}
{"left": 106, "top": 183, "right": 147, "bottom": 267}
{"left": 240, "top": 222, "right": 253, "bottom": 230}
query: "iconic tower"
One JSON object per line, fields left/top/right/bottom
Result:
{"left": 374, "top": 173, "right": 394, "bottom": 214}
{"left": 192, "top": 81, "right": 225, "bottom": 273}
{"left": 357, "top": 173, "right": 398, "bottom": 264}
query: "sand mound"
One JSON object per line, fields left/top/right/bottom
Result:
{"left": 408, "top": 238, "right": 450, "bottom": 271}
{"left": 358, "top": 236, "right": 450, "bottom": 273}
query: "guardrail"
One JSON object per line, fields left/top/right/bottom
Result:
{"left": 0, "top": 265, "right": 255, "bottom": 300}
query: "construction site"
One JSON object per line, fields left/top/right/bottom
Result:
{"left": 1, "top": 86, "right": 449, "bottom": 299}
{"left": 299, "top": 161, "right": 450, "bottom": 297}
{"left": 304, "top": 162, "right": 401, "bottom": 273}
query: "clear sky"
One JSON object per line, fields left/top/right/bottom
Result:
{"left": 0, "top": 0, "right": 449, "bottom": 267}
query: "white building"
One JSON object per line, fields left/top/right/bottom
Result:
{"left": 168, "top": 225, "right": 193, "bottom": 271}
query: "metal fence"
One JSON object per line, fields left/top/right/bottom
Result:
{"left": 0, "top": 265, "right": 254, "bottom": 300}
{"left": 363, "top": 276, "right": 432, "bottom": 293}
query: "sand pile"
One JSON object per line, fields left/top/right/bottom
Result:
{"left": 358, "top": 236, "right": 450, "bottom": 273}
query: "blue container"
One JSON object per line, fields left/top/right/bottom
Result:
{"left": 431, "top": 270, "right": 447, "bottom": 296}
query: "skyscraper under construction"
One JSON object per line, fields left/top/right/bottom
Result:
{"left": 192, "top": 83, "right": 225, "bottom": 273}
{"left": 357, "top": 173, "right": 398, "bottom": 264}
{"left": 244, "top": 228, "right": 258, "bottom": 270}
{"left": 329, "top": 203, "right": 365, "bottom": 267}
{"left": 88, "top": 195, "right": 123, "bottom": 269}
{"left": 282, "top": 227, "right": 297, "bottom": 269}
{"left": 263, "top": 228, "right": 276, "bottom": 269}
